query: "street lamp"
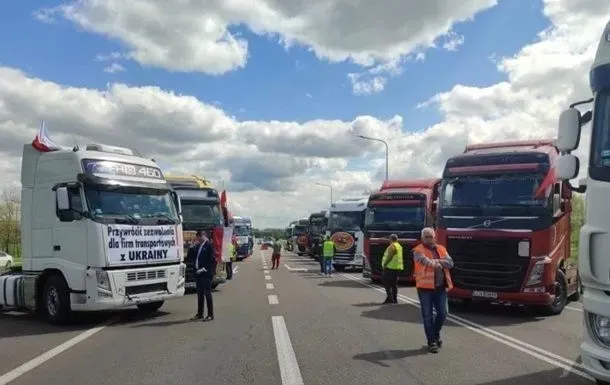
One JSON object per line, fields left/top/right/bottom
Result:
{"left": 356, "top": 135, "right": 389, "bottom": 181}
{"left": 315, "top": 182, "right": 333, "bottom": 206}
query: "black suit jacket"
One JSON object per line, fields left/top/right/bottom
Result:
{"left": 187, "top": 240, "right": 217, "bottom": 279}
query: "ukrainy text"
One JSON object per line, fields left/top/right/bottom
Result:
{"left": 105, "top": 225, "right": 181, "bottom": 265}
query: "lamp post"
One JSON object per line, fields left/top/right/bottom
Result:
{"left": 315, "top": 182, "right": 333, "bottom": 206}
{"left": 356, "top": 135, "right": 389, "bottom": 181}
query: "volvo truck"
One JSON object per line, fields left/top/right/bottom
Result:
{"left": 555, "top": 19, "right": 610, "bottom": 385}
{"left": 0, "top": 135, "right": 186, "bottom": 324}
{"left": 363, "top": 179, "right": 440, "bottom": 283}
{"left": 293, "top": 218, "right": 310, "bottom": 256}
{"left": 165, "top": 175, "right": 229, "bottom": 290}
{"left": 327, "top": 196, "right": 368, "bottom": 271}
{"left": 436, "top": 139, "right": 580, "bottom": 316}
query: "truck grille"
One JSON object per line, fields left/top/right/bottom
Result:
{"left": 369, "top": 243, "right": 414, "bottom": 278}
{"left": 125, "top": 282, "right": 167, "bottom": 296}
{"left": 126, "top": 269, "right": 166, "bottom": 282}
{"left": 447, "top": 238, "right": 530, "bottom": 293}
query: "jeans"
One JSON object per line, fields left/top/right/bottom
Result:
{"left": 417, "top": 288, "right": 447, "bottom": 345}
{"left": 195, "top": 275, "right": 214, "bottom": 317}
{"left": 320, "top": 256, "right": 325, "bottom": 273}
{"left": 324, "top": 258, "right": 333, "bottom": 274}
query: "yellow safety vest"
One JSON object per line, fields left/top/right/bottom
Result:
{"left": 229, "top": 243, "right": 236, "bottom": 262}
{"left": 382, "top": 242, "right": 404, "bottom": 271}
{"left": 322, "top": 241, "right": 335, "bottom": 259}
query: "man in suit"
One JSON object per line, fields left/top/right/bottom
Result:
{"left": 188, "top": 230, "right": 216, "bottom": 321}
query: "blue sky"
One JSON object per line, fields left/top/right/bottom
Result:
{"left": 0, "top": 1, "right": 550, "bottom": 133}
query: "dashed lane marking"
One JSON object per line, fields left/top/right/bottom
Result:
{"left": 266, "top": 283, "right": 275, "bottom": 289}
{"left": 268, "top": 295, "right": 279, "bottom": 305}
{"left": 272, "top": 316, "right": 305, "bottom": 385}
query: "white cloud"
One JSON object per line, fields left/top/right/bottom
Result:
{"left": 2, "top": 0, "right": 609, "bottom": 228}
{"left": 35, "top": 0, "right": 496, "bottom": 75}
{"left": 103, "top": 63, "right": 125, "bottom": 74}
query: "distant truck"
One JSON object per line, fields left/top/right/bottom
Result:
{"left": 436, "top": 139, "right": 580, "bottom": 315}
{"left": 0, "top": 137, "right": 185, "bottom": 324}
{"left": 165, "top": 175, "right": 229, "bottom": 290}
{"left": 363, "top": 179, "right": 440, "bottom": 283}
{"left": 284, "top": 221, "right": 297, "bottom": 252}
{"left": 293, "top": 219, "right": 310, "bottom": 256}
{"left": 307, "top": 211, "right": 328, "bottom": 259}
{"left": 327, "top": 196, "right": 368, "bottom": 271}
{"left": 233, "top": 216, "right": 254, "bottom": 260}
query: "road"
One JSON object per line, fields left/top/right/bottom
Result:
{"left": 0, "top": 247, "right": 593, "bottom": 385}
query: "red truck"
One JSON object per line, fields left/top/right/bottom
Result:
{"left": 363, "top": 179, "right": 440, "bottom": 284}
{"left": 436, "top": 139, "right": 580, "bottom": 315}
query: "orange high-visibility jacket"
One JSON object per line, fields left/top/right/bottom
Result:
{"left": 412, "top": 244, "right": 453, "bottom": 290}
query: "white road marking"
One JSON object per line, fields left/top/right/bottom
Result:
{"left": 265, "top": 275, "right": 272, "bottom": 280}
{"left": 266, "top": 283, "right": 275, "bottom": 289}
{"left": 0, "top": 322, "right": 111, "bottom": 385}
{"left": 268, "top": 295, "right": 279, "bottom": 305}
{"left": 283, "top": 264, "right": 308, "bottom": 272}
{"left": 272, "top": 316, "right": 305, "bottom": 385}
{"left": 233, "top": 266, "right": 239, "bottom": 274}
{"left": 264, "top": 269, "right": 270, "bottom": 274}
{"left": 339, "top": 273, "right": 594, "bottom": 381}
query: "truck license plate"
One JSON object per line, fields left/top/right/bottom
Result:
{"left": 472, "top": 290, "right": 498, "bottom": 299}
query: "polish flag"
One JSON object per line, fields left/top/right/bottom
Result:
{"left": 31, "top": 120, "right": 62, "bottom": 152}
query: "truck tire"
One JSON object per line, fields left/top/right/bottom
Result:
{"left": 137, "top": 301, "right": 164, "bottom": 313}
{"left": 541, "top": 269, "right": 568, "bottom": 316}
{"left": 333, "top": 265, "right": 346, "bottom": 272}
{"left": 42, "top": 275, "right": 72, "bottom": 325}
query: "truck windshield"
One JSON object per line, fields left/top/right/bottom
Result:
{"left": 365, "top": 206, "right": 425, "bottom": 226}
{"left": 294, "top": 225, "right": 307, "bottom": 235}
{"left": 180, "top": 200, "right": 222, "bottom": 228}
{"left": 440, "top": 173, "right": 548, "bottom": 208}
{"left": 329, "top": 211, "right": 364, "bottom": 231}
{"left": 590, "top": 89, "right": 610, "bottom": 181}
{"left": 84, "top": 188, "right": 178, "bottom": 222}
{"left": 234, "top": 226, "right": 250, "bottom": 236}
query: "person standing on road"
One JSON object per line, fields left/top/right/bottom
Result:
{"left": 271, "top": 239, "right": 282, "bottom": 269}
{"left": 412, "top": 227, "right": 454, "bottom": 353}
{"left": 322, "top": 235, "right": 336, "bottom": 277}
{"left": 381, "top": 233, "right": 403, "bottom": 304}
{"left": 226, "top": 235, "right": 236, "bottom": 280}
{"left": 188, "top": 230, "right": 216, "bottom": 322}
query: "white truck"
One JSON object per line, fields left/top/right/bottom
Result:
{"left": 232, "top": 216, "right": 253, "bottom": 259}
{"left": 555, "top": 20, "right": 610, "bottom": 385}
{"left": 0, "top": 140, "right": 186, "bottom": 324}
{"left": 326, "top": 196, "right": 368, "bottom": 271}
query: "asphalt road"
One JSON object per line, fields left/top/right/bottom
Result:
{"left": 0, "top": 248, "right": 595, "bottom": 385}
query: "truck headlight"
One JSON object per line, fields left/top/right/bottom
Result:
{"left": 588, "top": 312, "right": 610, "bottom": 347}
{"left": 525, "top": 261, "right": 545, "bottom": 286}
{"left": 95, "top": 269, "right": 111, "bottom": 291}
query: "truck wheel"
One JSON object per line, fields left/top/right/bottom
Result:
{"left": 542, "top": 269, "right": 568, "bottom": 316}
{"left": 333, "top": 265, "right": 346, "bottom": 272}
{"left": 137, "top": 301, "right": 164, "bottom": 313}
{"left": 42, "top": 275, "right": 72, "bottom": 325}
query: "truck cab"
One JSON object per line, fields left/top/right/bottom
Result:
{"left": 327, "top": 196, "right": 368, "bottom": 271}
{"left": 165, "top": 175, "right": 228, "bottom": 290}
{"left": 233, "top": 216, "right": 253, "bottom": 260}
{"left": 307, "top": 211, "right": 328, "bottom": 259}
{"left": 0, "top": 141, "right": 186, "bottom": 324}
{"left": 363, "top": 179, "right": 440, "bottom": 283}
{"left": 555, "top": 19, "right": 610, "bottom": 385}
{"left": 294, "top": 218, "right": 310, "bottom": 256}
{"left": 436, "top": 140, "right": 579, "bottom": 315}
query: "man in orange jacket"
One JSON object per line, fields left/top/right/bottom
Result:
{"left": 412, "top": 227, "right": 454, "bottom": 353}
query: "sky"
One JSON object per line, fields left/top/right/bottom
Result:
{"left": 0, "top": 0, "right": 608, "bottom": 228}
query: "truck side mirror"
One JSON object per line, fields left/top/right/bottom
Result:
{"left": 556, "top": 154, "right": 579, "bottom": 180}
{"left": 556, "top": 108, "right": 582, "bottom": 151}
{"left": 56, "top": 187, "right": 71, "bottom": 211}
{"left": 170, "top": 191, "right": 182, "bottom": 215}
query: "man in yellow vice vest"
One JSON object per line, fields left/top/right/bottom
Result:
{"left": 413, "top": 227, "right": 454, "bottom": 353}
{"left": 381, "top": 233, "right": 403, "bottom": 304}
{"left": 322, "top": 236, "right": 336, "bottom": 277}
{"left": 227, "top": 236, "right": 237, "bottom": 280}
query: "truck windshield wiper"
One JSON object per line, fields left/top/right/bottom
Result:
{"left": 154, "top": 214, "right": 177, "bottom": 224}
{"left": 114, "top": 215, "right": 139, "bottom": 225}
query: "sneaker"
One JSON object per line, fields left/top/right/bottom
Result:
{"left": 428, "top": 342, "right": 439, "bottom": 353}
{"left": 191, "top": 314, "right": 203, "bottom": 321}
{"left": 436, "top": 339, "right": 443, "bottom": 348}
